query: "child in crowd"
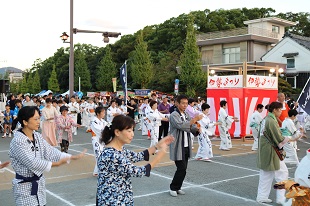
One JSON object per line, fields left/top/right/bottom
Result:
{"left": 2, "top": 104, "right": 14, "bottom": 138}
{"left": 56, "top": 106, "right": 81, "bottom": 152}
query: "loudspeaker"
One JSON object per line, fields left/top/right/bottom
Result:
{"left": 0, "top": 80, "right": 10, "bottom": 93}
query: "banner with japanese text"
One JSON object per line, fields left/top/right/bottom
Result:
{"left": 246, "top": 75, "right": 277, "bottom": 89}
{"left": 208, "top": 75, "right": 243, "bottom": 88}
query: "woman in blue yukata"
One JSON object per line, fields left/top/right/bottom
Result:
{"left": 9, "top": 106, "right": 86, "bottom": 206}
{"left": 96, "top": 115, "right": 174, "bottom": 206}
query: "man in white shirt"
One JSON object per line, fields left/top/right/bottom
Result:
{"left": 249, "top": 104, "right": 264, "bottom": 151}
{"left": 106, "top": 99, "right": 121, "bottom": 124}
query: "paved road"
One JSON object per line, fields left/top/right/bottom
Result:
{"left": 1, "top": 127, "right": 309, "bottom": 206}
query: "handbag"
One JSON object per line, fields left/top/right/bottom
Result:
{"left": 263, "top": 131, "right": 286, "bottom": 161}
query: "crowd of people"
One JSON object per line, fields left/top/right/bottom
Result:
{"left": 1, "top": 91, "right": 310, "bottom": 205}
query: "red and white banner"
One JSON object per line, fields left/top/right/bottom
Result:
{"left": 87, "top": 92, "right": 96, "bottom": 97}
{"left": 246, "top": 75, "right": 277, "bottom": 89}
{"left": 206, "top": 88, "right": 277, "bottom": 137}
{"left": 208, "top": 75, "right": 243, "bottom": 88}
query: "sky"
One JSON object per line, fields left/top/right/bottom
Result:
{"left": 0, "top": 0, "right": 309, "bottom": 70}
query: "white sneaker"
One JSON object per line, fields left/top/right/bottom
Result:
{"left": 8, "top": 133, "right": 11, "bottom": 137}
{"left": 177, "top": 190, "right": 185, "bottom": 195}
{"left": 256, "top": 198, "right": 272, "bottom": 203}
{"left": 169, "top": 190, "right": 177, "bottom": 197}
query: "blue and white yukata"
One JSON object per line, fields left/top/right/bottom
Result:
{"left": 9, "top": 130, "right": 71, "bottom": 206}
{"left": 195, "top": 113, "right": 216, "bottom": 160}
{"left": 281, "top": 118, "right": 301, "bottom": 165}
{"left": 249, "top": 110, "right": 263, "bottom": 151}
{"left": 96, "top": 147, "right": 151, "bottom": 206}
{"left": 90, "top": 116, "right": 108, "bottom": 175}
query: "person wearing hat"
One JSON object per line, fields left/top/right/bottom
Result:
{"left": 56, "top": 106, "right": 81, "bottom": 152}
{"left": 2, "top": 104, "right": 14, "bottom": 138}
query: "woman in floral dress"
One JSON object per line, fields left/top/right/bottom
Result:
{"left": 56, "top": 106, "right": 81, "bottom": 152}
{"left": 96, "top": 115, "right": 174, "bottom": 205}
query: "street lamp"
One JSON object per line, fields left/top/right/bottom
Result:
{"left": 60, "top": 32, "right": 70, "bottom": 43}
{"left": 60, "top": 0, "right": 121, "bottom": 97}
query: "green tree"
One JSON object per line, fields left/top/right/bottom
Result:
{"left": 96, "top": 45, "right": 117, "bottom": 91}
{"left": 31, "top": 70, "right": 41, "bottom": 94}
{"left": 179, "top": 15, "right": 207, "bottom": 97}
{"left": 130, "top": 31, "right": 154, "bottom": 89}
{"left": 48, "top": 65, "right": 60, "bottom": 92}
{"left": 74, "top": 50, "right": 91, "bottom": 92}
{"left": 9, "top": 80, "right": 21, "bottom": 94}
{"left": 27, "top": 73, "right": 34, "bottom": 94}
{"left": 20, "top": 75, "right": 29, "bottom": 94}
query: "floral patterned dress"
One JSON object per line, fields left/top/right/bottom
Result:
{"left": 96, "top": 147, "right": 151, "bottom": 206}
{"left": 56, "top": 115, "right": 78, "bottom": 143}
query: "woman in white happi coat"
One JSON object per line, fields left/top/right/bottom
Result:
{"left": 85, "top": 98, "right": 97, "bottom": 131}
{"left": 9, "top": 106, "right": 86, "bottom": 206}
{"left": 90, "top": 106, "right": 108, "bottom": 176}
{"left": 218, "top": 100, "right": 238, "bottom": 151}
{"left": 281, "top": 109, "right": 302, "bottom": 165}
{"left": 249, "top": 104, "right": 264, "bottom": 151}
{"left": 79, "top": 98, "right": 88, "bottom": 128}
{"left": 195, "top": 103, "right": 221, "bottom": 161}
{"left": 146, "top": 100, "right": 169, "bottom": 148}
{"left": 67, "top": 96, "right": 80, "bottom": 135}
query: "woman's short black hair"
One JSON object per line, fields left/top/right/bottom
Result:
{"left": 95, "top": 106, "right": 105, "bottom": 115}
{"left": 149, "top": 100, "right": 157, "bottom": 108}
{"left": 220, "top": 100, "right": 227, "bottom": 107}
{"left": 12, "top": 106, "right": 40, "bottom": 130}
{"left": 268, "top": 102, "right": 283, "bottom": 113}
{"left": 201, "top": 103, "right": 210, "bottom": 111}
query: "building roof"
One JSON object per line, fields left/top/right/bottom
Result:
{"left": 244, "top": 17, "right": 296, "bottom": 27}
{"left": 284, "top": 32, "right": 310, "bottom": 51}
{"left": 261, "top": 32, "right": 310, "bottom": 59}
{"left": 0, "top": 67, "right": 23, "bottom": 75}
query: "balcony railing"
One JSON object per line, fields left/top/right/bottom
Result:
{"left": 197, "top": 27, "right": 278, "bottom": 41}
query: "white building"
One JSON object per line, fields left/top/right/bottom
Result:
{"left": 261, "top": 32, "right": 310, "bottom": 88}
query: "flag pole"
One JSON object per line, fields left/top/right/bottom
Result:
{"left": 125, "top": 60, "right": 128, "bottom": 105}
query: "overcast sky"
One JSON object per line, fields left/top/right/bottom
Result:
{"left": 0, "top": 0, "right": 309, "bottom": 70}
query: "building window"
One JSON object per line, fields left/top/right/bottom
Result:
{"left": 286, "top": 77, "right": 296, "bottom": 88}
{"left": 287, "top": 58, "right": 295, "bottom": 68}
{"left": 223, "top": 47, "right": 240, "bottom": 63}
{"left": 272, "top": 25, "right": 279, "bottom": 33}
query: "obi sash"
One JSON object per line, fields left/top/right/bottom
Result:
{"left": 16, "top": 173, "right": 42, "bottom": 195}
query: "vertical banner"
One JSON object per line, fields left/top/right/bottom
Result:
{"left": 174, "top": 79, "right": 179, "bottom": 95}
{"left": 112, "top": 78, "right": 117, "bottom": 92}
{"left": 297, "top": 77, "right": 310, "bottom": 115}
{"left": 120, "top": 62, "right": 127, "bottom": 101}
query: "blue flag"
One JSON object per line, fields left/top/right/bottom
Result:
{"left": 297, "top": 77, "right": 310, "bottom": 115}
{"left": 120, "top": 62, "right": 127, "bottom": 101}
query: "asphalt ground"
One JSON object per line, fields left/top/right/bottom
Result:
{"left": 1, "top": 127, "right": 309, "bottom": 206}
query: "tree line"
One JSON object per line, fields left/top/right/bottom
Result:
{"left": 9, "top": 7, "right": 310, "bottom": 97}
